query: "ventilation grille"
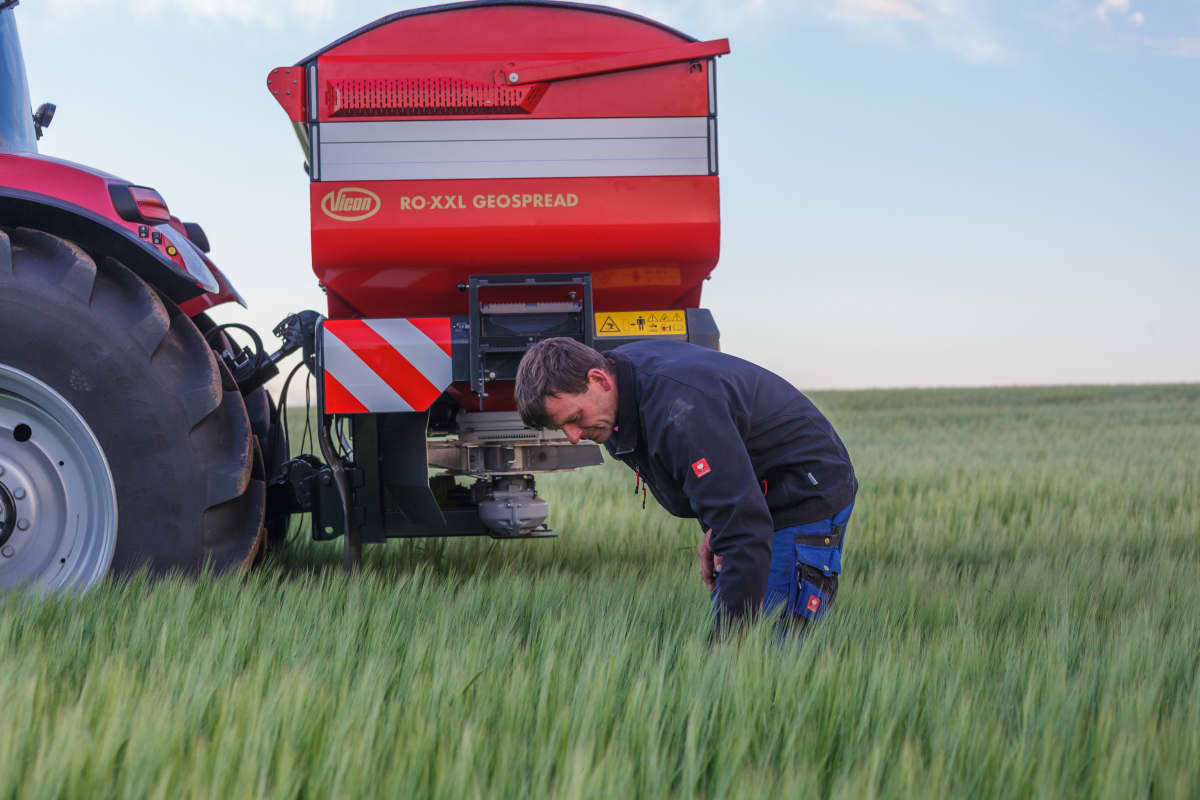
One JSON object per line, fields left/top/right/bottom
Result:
{"left": 326, "top": 78, "right": 547, "bottom": 117}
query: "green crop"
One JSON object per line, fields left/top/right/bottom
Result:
{"left": 0, "top": 384, "right": 1196, "bottom": 798}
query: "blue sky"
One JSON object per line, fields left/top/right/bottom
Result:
{"left": 14, "top": 0, "right": 1199, "bottom": 389}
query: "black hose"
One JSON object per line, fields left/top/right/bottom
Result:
{"left": 205, "top": 322, "right": 267, "bottom": 373}
{"left": 277, "top": 359, "right": 307, "bottom": 456}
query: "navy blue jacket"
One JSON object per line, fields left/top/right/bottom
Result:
{"left": 603, "top": 340, "right": 857, "bottom": 621}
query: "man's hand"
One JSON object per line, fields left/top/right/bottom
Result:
{"left": 698, "top": 528, "right": 725, "bottom": 592}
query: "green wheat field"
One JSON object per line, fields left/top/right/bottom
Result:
{"left": 1, "top": 384, "right": 1197, "bottom": 798}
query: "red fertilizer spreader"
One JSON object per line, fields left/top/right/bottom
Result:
{"left": 261, "top": 1, "right": 730, "bottom": 561}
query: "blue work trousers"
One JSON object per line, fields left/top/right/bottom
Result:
{"left": 762, "top": 503, "right": 853, "bottom": 625}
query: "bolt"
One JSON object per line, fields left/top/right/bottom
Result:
{"left": 16, "top": 519, "right": 29, "bottom": 531}
{"left": 12, "top": 488, "right": 25, "bottom": 500}
{"left": 1, "top": 546, "right": 12, "bottom": 558}
{"left": 508, "top": 72, "right": 519, "bottom": 83}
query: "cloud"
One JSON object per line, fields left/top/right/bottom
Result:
{"left": 1164, "top": 36, "right": 1200, "bottom": 58}
{"left": 43, "top": 0, "right": 334, "bottom": 24}
{"left": 836, "top": 0, "right": 926, "bottom": 22}
{"left": 606, "top": 0, "right": 778, "bottom": 34}
{"left": 611, "top": 0, "right": 1003, "bottom": 62}
{"left": 1094, "top": 0, "right": 1147, "bottom": 30}
{"left": 828, "top": 0, "right": 1006, "bottom": 63}
{"left": 1094, "top": 0, "right": 1129, "bottom": 23}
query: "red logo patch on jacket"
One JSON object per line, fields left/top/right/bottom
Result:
{"left": 806, "top": 595, "right": 822, "bottom": 613}
{"left": 691, "top": 458, "right": 711, "bottom": 478}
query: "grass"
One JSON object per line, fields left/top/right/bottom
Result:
{"left": 1, "top": 384, "right": 1198, "bottom": 798}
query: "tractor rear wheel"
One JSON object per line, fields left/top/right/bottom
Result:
{"left": 245, "top": 384, "right": 290, "bottom": 556}
{"left": 0, "top": 228, "right": 265, "bottom": 591}
{"left": 192, "top": 313, "right": 291, "bottom": 558}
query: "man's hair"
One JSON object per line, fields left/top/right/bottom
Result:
{"left": 515, "top": 337, "right": 610, "bottom": 428}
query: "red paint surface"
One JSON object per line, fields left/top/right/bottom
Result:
{"left": 309, "top": 5, "right": 713, "bottom": 122}
{"left": 0, "top": 153, "right": 237, "bottom": 310}
{"left": 406, "top": 316, "right": 452, "bottom": 357}
{"left": 1, "top": 153, "right": 126, "bottom": 217}
{"left": 323, "top": 371, "right": 370, "bottom": 414}
{"left": 311, "top": 175, "right": 718, "bottom": 318}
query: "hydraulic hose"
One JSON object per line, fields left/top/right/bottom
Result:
{"left": 312, "top": 320, "right": 359, "bottom": 572}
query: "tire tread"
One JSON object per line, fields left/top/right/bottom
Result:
{"left": 0, "top": 231, "right": 12, "bottom": 275}
{"left": 11, "top": 227, "right": 98, "bottom": 302}
{"left": 0, "top": 228, "right": 264, "bottom": 579}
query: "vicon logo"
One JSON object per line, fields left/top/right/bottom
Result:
{"left": 321, "top": 187, "right": 381, "bottom": 222}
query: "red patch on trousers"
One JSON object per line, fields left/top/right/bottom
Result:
{"left": 691, "top": 458, "right": 711, "bottom": 478}
{"left": 806, "top": 595, "right": 822, "bottom": 613}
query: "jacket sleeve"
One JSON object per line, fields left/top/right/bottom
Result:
{"left": 642, "top": 379, "right": 774, "bottom": 623}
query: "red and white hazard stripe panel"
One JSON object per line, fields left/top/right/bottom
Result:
{"left": 321, "top": 318, "right": 452, "bottom": 414}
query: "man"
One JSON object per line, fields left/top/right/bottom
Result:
{"left": 515, "top": 336, "right": 857, "bottom": 632}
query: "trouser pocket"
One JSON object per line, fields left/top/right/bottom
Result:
{"left": 794, "top": 522, "right": 845, "bottom": 577}
{"left": 795, "top": 563, "right": 838, "bottom": 621}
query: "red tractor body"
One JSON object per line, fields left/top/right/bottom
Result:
{"left": 0, "top": 151, "right": 244, "bottom": 313}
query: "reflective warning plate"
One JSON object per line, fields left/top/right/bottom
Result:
{"left": 594, "top": 310, "right": 688, "bottom": 337}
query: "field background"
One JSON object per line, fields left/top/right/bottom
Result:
{"left": 1, "top": 384, "right": 1198, "bottom": 798}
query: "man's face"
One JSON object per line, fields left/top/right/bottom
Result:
{"left": 542, "top": 368, "right": 618, "bottom": 444}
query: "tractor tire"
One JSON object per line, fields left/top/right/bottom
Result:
{"left": 0, "top": 228, "right": 265, "bottom": 591}
{"left": 191, "top": 313, "right": 291, "bottom": 557}
{"left": 244, "top": 386, "right": 291, "bottom": 556}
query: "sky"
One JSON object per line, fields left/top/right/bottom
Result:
{"left": 12, "top": 0, "right": 1200, "bottom": 390}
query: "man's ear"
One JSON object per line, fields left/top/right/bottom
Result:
{"left": 588, "top": 367, "right": 614, "bottom": 392}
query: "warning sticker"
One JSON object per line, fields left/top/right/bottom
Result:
{"left": 594, "top": 310, "right": 688, "bottom": 338}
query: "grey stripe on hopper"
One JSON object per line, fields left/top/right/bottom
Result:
{"left": 318, "top": 117, "right": 711, "bottom": 181}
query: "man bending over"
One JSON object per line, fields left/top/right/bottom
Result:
{"left": 515, "top": 337, "right": 857, "bottom": 633}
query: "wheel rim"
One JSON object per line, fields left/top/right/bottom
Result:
{"left": 0, "top": 364, "right": 117, "bottom": 592}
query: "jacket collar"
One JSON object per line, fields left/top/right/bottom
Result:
{"left": 604, "top": 350, "right": 639, "bottom": 456}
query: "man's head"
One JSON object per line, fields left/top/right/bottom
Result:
{"left": 515, "top": 337, "right": 619, "bottom": 444}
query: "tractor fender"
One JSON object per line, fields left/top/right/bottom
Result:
{"left": 176, "top": 249, "right": 245, "bottom": 317}
{"left": 0, "top": 188, "right": 232, "bottom": 307}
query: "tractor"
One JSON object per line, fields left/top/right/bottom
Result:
{"left": 0, "top": 0, "right": 729, "bottom": 588}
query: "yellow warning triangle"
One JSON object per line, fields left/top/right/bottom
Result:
{"left": 599, "top": 316, "right": 620, "bottom": 334}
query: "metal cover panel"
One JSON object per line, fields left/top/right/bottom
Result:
{"left": 317, "top": 116, "right": 710, "bottom": 180}
{"left": 320, "top": 117, "right": 708, "bottom": 142}
{"left": 321, "top": 136, "right": 707, "bottom": 165}
{"left": 319, "top": 158, "right": 709, "bottom": 181}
